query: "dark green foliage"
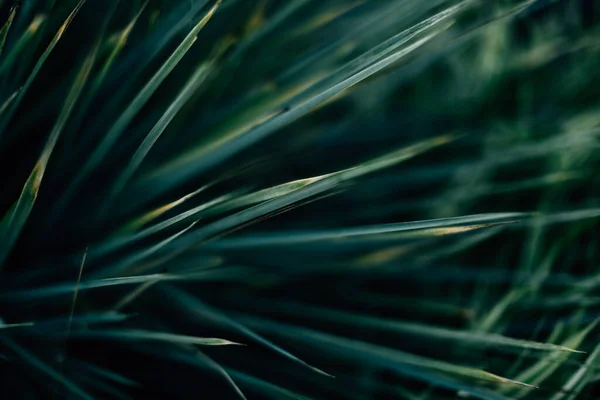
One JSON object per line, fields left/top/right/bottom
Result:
{"left": 0, "top": 0, "right": 599, "bottom": 398}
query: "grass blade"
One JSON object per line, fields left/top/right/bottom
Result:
{"left": 504, "top": 319, "right": 599, "bottom": 397}
{"left": 67, "top": 329, "right": 241, "bottom": 346}
{"left": 228, "top": 0, "right": 311, "bottom": 60}
{"left": 95, "top": 174, "right": 330, "bottom": 257}
{"left": 106, "top": 0, "right": 210, "bottom": 85}
{"left": 34, "top": 312, "right": 131, "bottom": 331}
{"left": 0, "top": 267, "right": 247, "bottom": 300}
{"left": 62, "top": 0, "right": 221, "bottom": 203}
{"left": 204, "top": 213, "right": 525, "bottom": 249}
{"left": 0, "top": 14, "right": 46, "bottom": 75}
{"left": 92, "top": 193, "right": 233, "bottom": 259}
{"left": 158, "top": 136, "right": 458, "bottom": 249}
{"left": 0, "top": 33, "right": 97, "bottom": 267}
{"left": 93, "top": 136, "right": 452, "bottom": 272}
{"left": 0, "top": 274, "right": 172, "bottom": 300}
{"left": 0, "top": 337, "right": 93, "bottom": 400}
{"left": 0, "top": 321, "right": 34, "bottom": 329}
{"left": 72, "top": 373, "right": 134, "bottom": 400}
{"left": 70, "top": 359, "right": 139, "bottom": 387}
{"left": 250, "top": 300, "right": 583, "bottom": 353}
{"left": 194, "top": 351, "right": 248, "bottom": 400}
{"left": 93, "top": 2, "right": 148, "bottom": 89}
{"left": 0, "top": 88, "right": 20, "bottom": 117}
{"left": 126, "top": 343, "right": 248, "bottom": 400}
{"left": 0, "top": 1, "right": 85, "bottom": 137}
{"left": 237, "top": 314, "right": 533, "bottom": 397}
{"left": 139, "top": 2, "right": 465, "bottom": 196}
{"left": 550, "top": 344, "right": 600, "bottom": 400}
{"left": 0, "top": 6, "right": 17, "bottom": 57}
{"left": 104, "top": 38, "right": 233, "bottom": 207}
{"left": 116, "top": 185, "right": 210, "bottom": 234}
{"left": 160, "top": 285, "right": 333, "bottom": 377}
{"left": 227, "top": 369, "right": 312, "bottom": 400}
{"left": 98, "top": 219, "right": 201, "bottom": 277}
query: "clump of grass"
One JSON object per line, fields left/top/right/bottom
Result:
{"left": 0, "top": 0, "right": 599, "bottom": 398}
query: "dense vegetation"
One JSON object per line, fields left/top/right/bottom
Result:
{"left": 0, "top": 0, "right": 599, "bottom": 398}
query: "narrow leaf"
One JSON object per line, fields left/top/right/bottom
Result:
{"left": 0, "top": 1, "right": 85, "bottom": 136}
{"left": 0, "top": 337, "right": 93, "bottom": 400}
{"left": 139, "top": 2, "right": 465, "bottom": 196}
{"left": 252, "top": 300, "right": 583, "bottom": 353}
{"left": 159, "top": 136, "right": 458, "bottom": 250}
{"left": 64, "top": 0, "right": 221, "bottom": 201}
{"left": 160, "top": 285, "right": 333, "bottom": 377}
{"left": 228, "top": 369, "right": 312, "bottom": 400}
{"left": 237, "top": 314, "right": 531, "bottom": 398}
{"left": 550, "top": 344, "right": 600, "bottom": 400}
{"left": 0, "top": 6, "right": 17, "bottom": 57}
{"left": 0, "top": 14, "right": 46, "bottom": 75}
{"left": 205, "top": 213, "right": 525, "bottom": 249}
{"left": 0, "top": 35, "right": 96, "bottom": 267}
{"left": 68, "top": 329, "right": 241, "bottom": 346}
{"left": 104, "top": 38, "right": 231, "bottom": 205}
{"left": 0, "top": 88, "right": 20, "bottom": 117}
{"left": 505, "top": 319, "right": 599, "bottom": 397}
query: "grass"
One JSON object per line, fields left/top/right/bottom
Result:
{"left": 0, "top": 0, "right": 599, "bottom": 398}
